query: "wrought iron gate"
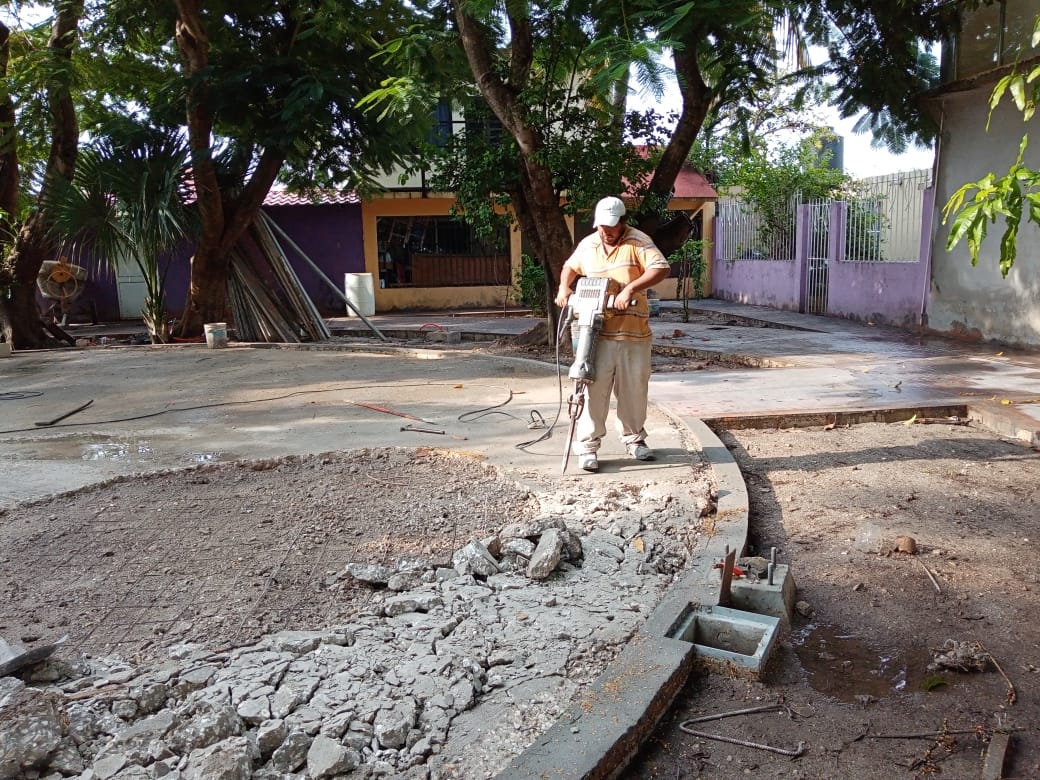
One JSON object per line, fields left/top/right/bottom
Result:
{"left": 805, "top": 201, "right": 829, "bottom": 314}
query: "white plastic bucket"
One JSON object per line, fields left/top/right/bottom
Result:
{"left": 344, "top": 272, "right": 376, "bottom": 317}
{"left": 203, "top": 322, "right": 228, "bottom": 349}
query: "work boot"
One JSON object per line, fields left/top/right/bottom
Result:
{"left": 578, "top": 453, "right": 599, "bottom": 471}
{"left": 627, "top": 442, "right": 654, "bottom": 461}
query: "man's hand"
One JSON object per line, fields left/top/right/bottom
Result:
{"left": 613, "top": 287, "right": 635, "bottom": 310}
{"left": 557, "top": 266, "right": 579, "bottom": 308}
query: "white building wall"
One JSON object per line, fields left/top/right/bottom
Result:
{"left": 930, "top": 89, "right": 1040, "bottom": 346}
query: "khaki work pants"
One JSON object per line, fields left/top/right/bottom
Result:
{"left": 573, "top": 337, "right": 652, "bottom": 455}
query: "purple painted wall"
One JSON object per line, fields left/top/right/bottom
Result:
{"left": 819, "top": 191, "right": 933, "bottom": 328}
{"left": 45, "top": 203, "right": 363, "bottom": 323}
{"left": 263, "top": 204, "right": 364, "bottom": 315}
{"left": 711, "top": 257, "right": 802, "bottom": 311}
{"left": 826, "top": 261, "right": 929, "bottom": 327}
{"left": 88, "top": 265, "right": 120, "bottom": 322}
{"left": 711, "top": 195, "right": 932, "bottom": 329}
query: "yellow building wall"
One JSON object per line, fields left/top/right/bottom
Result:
{"left": 361, "top": 193, "right": 713, "bottom": 311}
{"left": 361, "top": 194, "right": 522, "bottom": 312}
{"left": 653, "top": 201, "right": 715, "bottom": 301}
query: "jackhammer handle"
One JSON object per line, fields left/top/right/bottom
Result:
{"left": 606, "top": 294, "right": 637, "bottom": 310}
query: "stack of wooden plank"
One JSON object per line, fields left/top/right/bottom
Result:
{"left": 227, "top": 216, "right": 331, "bottom": 343}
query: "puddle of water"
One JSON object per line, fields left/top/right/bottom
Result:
{"left": 82, "top": 440, "right": 156, "bottom": 462}
{"left": 792, "top": 624, "right": 934, "bottom": 702}
{"left": 12, "top": 433, "right": 230, "bottom": 469}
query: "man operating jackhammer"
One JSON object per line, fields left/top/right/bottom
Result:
{"left": 555, "top": 196, "right": 672, "bottom": 472}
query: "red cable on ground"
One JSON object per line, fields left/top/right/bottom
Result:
{"left": 419, "top": 323, "right": 447, "bottom": 332}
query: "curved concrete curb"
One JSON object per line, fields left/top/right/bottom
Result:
{"left": 499, "top": 415, "right": 751, "bottom": 779}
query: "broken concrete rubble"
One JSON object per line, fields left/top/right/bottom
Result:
{"left": 0, "top": 496, "right": 696, "bottom": 779}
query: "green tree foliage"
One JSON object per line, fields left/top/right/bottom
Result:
{"left": 724, "top": 131, "right": 851, "bottom": 259}
{"left": 0, "top": 0, "right": 967, "bottom": 345}
{"left": 795, "top": 0, "right": 954, "bottom": 151}
{"left": 513, "top": 253, "right": 546, "bottom": 314}
{"left": 688, "top": 76, "right": 834, "bottom": 187}
{"left": 942, "top": 16, "right": 1040, "bottom": 278}
{"left": 371, "top": 1, "right": 958, "bottom": 265}
{"left": 3, "top": 0, "right": 434, "bottom": 340}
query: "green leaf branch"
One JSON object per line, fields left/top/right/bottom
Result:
{"left": 942, "top": 16, "right": 1040, "bottom": 277}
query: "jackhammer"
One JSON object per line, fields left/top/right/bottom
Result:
{"left": 559, "top": 276, "right": 621, "bottom": 473}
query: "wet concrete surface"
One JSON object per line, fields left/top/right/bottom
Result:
{"left": 0, "top": 341, "right": 693, "bottom": 511}
{"left": 647, "top": 301, "right": 1040, "bottom": 430}
{"left": 6, "top": 298, "right": 1040, "bottom": 512}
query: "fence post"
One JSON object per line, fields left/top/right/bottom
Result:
{"left": 701, "top": 202, "right": 715, "bottom": 298}
{"left": 795, "top": 204, "right": 811, "bottom": 313}
{"left": 829, "top": 201, "right": 846, "bottom": 264}
{"left": 917, "top": 186, "right": 936, "bottom": 328}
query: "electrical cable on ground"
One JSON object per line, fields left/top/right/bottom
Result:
{"left": 1, "top": 335, "right": 571, "bottom": 454}
{"left": 459, "top": 314, "right": 574, "bottom": 455}
{"left": 0, "top": 382, "right": 471, "bottom": 436}
{"left": 1, "top": 391, "right": 44, "bottom": 401}
{"left": 0, "top": 380, "right": 560, "bottom": 445}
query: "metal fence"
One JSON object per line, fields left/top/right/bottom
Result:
{"left": 716, "top": 194, "right": 797, "bottom": 262}
{"left": 842, "top": 169, "right": 933, "bottom": 262}
{"left": 716, "top": 169, "right": 931, "bottom": 266}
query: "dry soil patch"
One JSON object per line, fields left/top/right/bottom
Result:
{"left": 625, "top": 420, "right": 1040, "bottom": 780}
{"left": 0, "top": 448, "right": 537, "bottom": 661}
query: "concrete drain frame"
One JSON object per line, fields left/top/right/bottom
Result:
{"left": 670, "top": 603, "right": 781, "bottom": 679}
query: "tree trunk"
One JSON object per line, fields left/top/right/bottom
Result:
{"left": 0, "top": 2, "right": 83, "bottom": 350}
{"left": 173, "top": 0, "right": 225, "bottom": 336}
{"left": 0, "top": 22, "right": 18, "bottom": 240}
{"left": 1, "top": 217, "right": 55, "bottom": 348}
{"left": 519, "top": 163, "right": 574, "bottom": 285}
{"left": 174, "top": 1, "right": 287, "bottom": 337}
{"left": 454, "top": 2, "right": 574, "bottom": 289}
{"left": 638, "top": 42, "right": 713, "bottom": 240}
{"left": 655, "top": 45, "right": 712, "bottom": 191}
{"left": 0, "top": 21, "right": 17, "bottom": 345}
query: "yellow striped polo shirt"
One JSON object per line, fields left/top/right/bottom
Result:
{"left": 563, "top": 227, "right": 669, "bottom": 341}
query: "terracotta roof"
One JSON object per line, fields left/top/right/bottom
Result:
{"left": 263, "top": 190, "right": 360, "bottom": 206}
{"left": 627, "top": 146, "right": 717, "bottom": 200}
{"left": 671, "top": 167, "right": 717, "bottom": 200}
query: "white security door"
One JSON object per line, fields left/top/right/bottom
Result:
{"left": 116, "top": 266, "right": 148, "bottom": 320}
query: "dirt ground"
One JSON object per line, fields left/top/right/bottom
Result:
{"left": 0, "top": 448, "right": 540, "bottom": 661}
{"left": 623, "top": 420, "right": 1040, "bottom": 780}
{"left": 3, "top": 321, "right": 1040, "bottom": 779}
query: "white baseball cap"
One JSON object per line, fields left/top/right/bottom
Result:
{"left": 593, "top": 196, "right": 626, "bottom": 227}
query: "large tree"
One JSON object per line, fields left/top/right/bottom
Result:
{"left": 374, "top": 0, "right": 962, "bottom": 291}
{"left": 162, "top": 0, "right": 432, "bottom": 336}
{"left": 2, "top": 0, "right": 433, "bottom": 343}
{"left": 0, "top": 0, "right": 83, "bottom": 350}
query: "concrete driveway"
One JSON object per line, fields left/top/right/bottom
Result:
{"left": 0, "top": 342, "right": 694, "bottom": 510}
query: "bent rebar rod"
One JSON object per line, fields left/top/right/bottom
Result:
{"left": 679, "top": 703, "right": 808, "bottom": 757}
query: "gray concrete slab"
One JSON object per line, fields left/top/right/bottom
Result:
{"left": 0, "top": 344, "right": 695, "bottom": 510}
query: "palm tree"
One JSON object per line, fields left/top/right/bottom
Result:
{"left": 48, "top": 125, "right": 198, "bottom": 343}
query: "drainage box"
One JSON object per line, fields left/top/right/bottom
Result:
{"left": 728, "top": 564, "right": 796, "bottom": 627}
{"left": 670, "top": 604, "right": 780, "bottom": 679}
